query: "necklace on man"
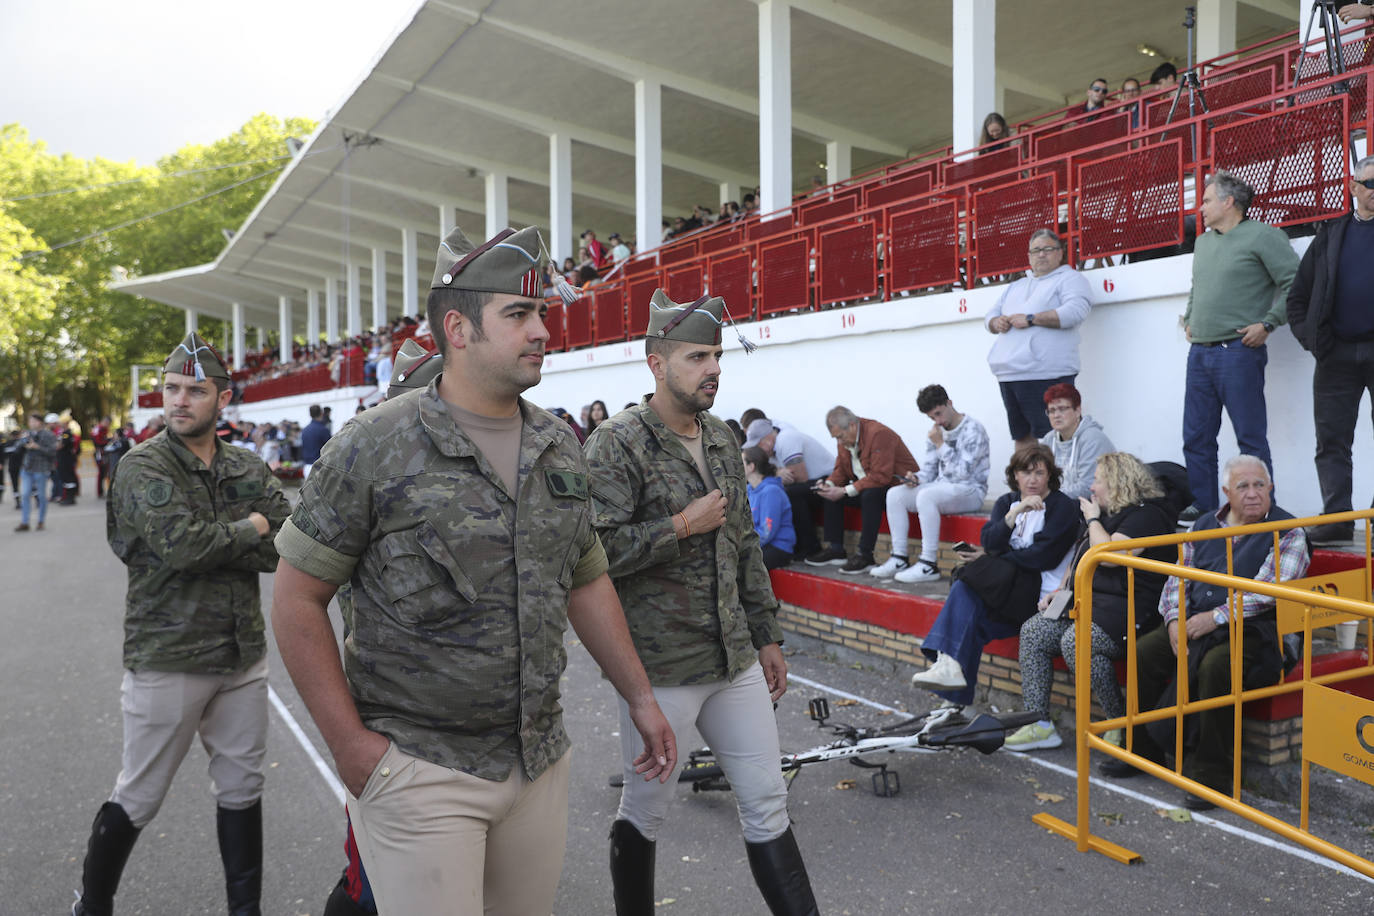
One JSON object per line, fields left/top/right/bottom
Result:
{"left": 677, "top": 417, "right": 703, "bottom": 440}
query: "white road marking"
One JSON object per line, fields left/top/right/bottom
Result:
{"left": 268, "top": 684, "right": 346, "bottom": 806}
{"left": 787, "top": 672, "right": 1373, "bottom": 883}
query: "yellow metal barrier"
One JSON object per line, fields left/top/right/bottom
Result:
{"left": 1032, "top": 509, "right": 1374, "bottom": 876}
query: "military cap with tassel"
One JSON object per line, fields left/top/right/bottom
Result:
{"left": 429, "top": 222, "right": 584, "bottom": 308}
{"left": 646, "top": 289, "right": 757, "bottom": 353}
{"left": 163, "top": 332, "right": 231, "bottom": 382}
{"left": 386, "top": 338, "right": 442, "bottom": 399}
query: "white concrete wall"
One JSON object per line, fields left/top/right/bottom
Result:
{"left": 530, "top": 241, "right": 1369, "bottom": 519}
{"left": 130, "top": 386, "right": 375, "bottom": 433}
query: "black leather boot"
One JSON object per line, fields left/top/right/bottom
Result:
{"left": 609, "top": 819, "right": 656, "bottom": 915}
{"left": 746, "top": 827, "right": 820, "bottom": 916}
{"left": 73, "top": 801, "right": 142, "bottom": 916}
{"left": 217, "top": 801, "right": 263, "bottom": 916}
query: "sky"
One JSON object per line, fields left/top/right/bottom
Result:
{"left": 0, "top": 0, "right": 420, "bottom": 164}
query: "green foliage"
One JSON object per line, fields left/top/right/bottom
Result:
{"left": 0, "top": 113, "right": 315, "bottom": 422}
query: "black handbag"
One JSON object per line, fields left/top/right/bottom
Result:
{"left": 951, "top": 552, "right": 1041, "bottom": 625}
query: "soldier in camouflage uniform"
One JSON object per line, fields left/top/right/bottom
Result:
{"left": 585, "top": 289, "right": 820, "bottom": 916}
{"left": 73, "top": 333, "right": 290, "bottom": 916}
{"left": 272, "top": 224, "right": 674, "bottom": 916}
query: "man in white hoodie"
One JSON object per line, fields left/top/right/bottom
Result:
{"left": 1038, "top": 382, "right": 1114, "bottom": 500}
{"left": 985, "top": 229, "right": 1093, "bottom": 447}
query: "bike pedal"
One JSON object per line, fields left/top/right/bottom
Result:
{"left": 871, "top": 769, "right": 900, "bottom": 798}
{"left": 808, "top": 697, "right": 830, "bottom": 722}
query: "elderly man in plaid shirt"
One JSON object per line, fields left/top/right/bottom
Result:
{"left": 1099, "top": 454, "right": 1309, "bottom": 811}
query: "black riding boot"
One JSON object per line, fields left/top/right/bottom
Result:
{"left": 217, "top": 801, "right": 263, "bottom": 916}
{"left": 609, "top": 819, "right": 656, "bottom": 915}
{"left": 74, "top": 801, "right": 142, "bottom": 916}
{"left": 746, "top": 827, "right": 820, "bottom": 916}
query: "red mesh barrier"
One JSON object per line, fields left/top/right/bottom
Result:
{"left": 545, "top": 302, "right": 565, "bottom": 352}
{"left": 1201, "top": 66, "right": 1277, "bottom": 129}
{"left": 1033, "top": 111, "right": 1131, "bottom": 188}
{"left": 799, "top": 195, "right": 857, "bottom": 226}
{"left": 818, "top": 221, "right": 877, "bottom": 306}
{"left": 747, "top": 214, "right": 798, "bottom": 241}
{"left": 885, "top": 198, "right": 961, "bottom": 292}
{"left": 592, "top": 284, "right": 626, "bottom": 344}
{"left": 709, "top": 252, "right": 753, "bottom": 319}
{"left": 1294, "top": 36, "right": 1373, "bottom": 124}
{"left": 1210, "top": 95, "right": 1350, "bottom": 227}
{"left": 941, "top": 146, "right": 1020, "bottom": 193}
{"left": 701, "top": 227, "right": 744, "bottom": 254}
{"left": 1073, "top": 139, "right": 1184, "bottom": 261}
{"left": 564, "top": 297, "right": 593, "bottom": 349}
{"left": 627, "top": 274, "right": 659, "bottom": 336}
{"left": 659, "top": 240, "right": 698, "bottom": 266}
{"left": 757, "top": 237, "right": 811, "bottom": 315}
{"left": 666, "top": 263, "right": 706, "bottom": 301}
{"left": 624, "top": 255, "right": 660, "bottom": 276}
{"left": 863, "top": 170, "right": 933, "bottom": 208}
{"left": 971, "top": 174, "right": 1057, "bottom": 279}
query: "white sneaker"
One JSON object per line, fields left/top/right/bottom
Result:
{"left": 1004, "top": 720, "right": 1063, "bottom": 751}
{"left": 910, "top": 653, "right": 967, "bottom": 690}
{"left": 895, "top": 559, "right": 940, "bottom": 583}
{"left": 869, "top": 556, "right": 910, "bottom": 578}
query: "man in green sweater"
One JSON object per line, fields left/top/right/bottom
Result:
{"left": 1180, "top": 171, "right": 1299, "bottom": 522}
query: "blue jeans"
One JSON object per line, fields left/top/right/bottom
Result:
{"left": 998, "top": 375, "right": 1076, "bottom": 441}
{"left": 20, "top": 469, "right": 48, "bottom": 526}
{"left": 1182, "top": 342, "right": 1271, "bottom": 511}
{"left": 920, "top": 580, "right": 1022, "bottom": 706}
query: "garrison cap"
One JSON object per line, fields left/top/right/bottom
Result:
{"left": 646, "top": 289, "right": 725, "bottom": 346}
{"left": 431, "top": 224, "right": 545, "bottom": 298}
{"left": 163, "top": 332, "right": 231, "bottom": 382}
{"left": 386, "top": 338, "right": 442, "bottom": 399}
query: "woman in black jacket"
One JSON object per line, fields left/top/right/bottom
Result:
{"left": 910, "top": 443, "right": 1079, "bottom": 707}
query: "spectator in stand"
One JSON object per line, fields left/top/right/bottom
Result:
{"left": 805, "top": 406, "right": 920, "bottom": 574}
{"left": 1100, "top": 456, "right": 1309, "bottom": 811}
{"left": 742, "top": 193, "right": 758, "bottom": 216}
{"left": 743, "top": 447, "right": 795, "bottom": 569}
{"left": 979, "top": 112, "right": 1011, "bottom": 151}
{"left": 1340, "top": 3, "right": 1373, "bottom": 22}
{"left": 1039, "top": 383, "right": 1114, "bottom": 501}
{"left": 742, "top": 415, "right": 835, "bottom": 561}
{"left": 609, "top": 233, "right": 631, "bottom": 263}
{"left": 719, "top": 201, "right": 741, "bottom": 223}
{"left": 1007, "top": 452, "right": 1176, "bottom": 752}
{"left": 910, "top": 444, "right": 1078, "bottom": 706}
{"left": 1286, "top": 155, "right": 1374, "bottom": 545}
{"left": 1150, "top": 62, "right": 1178, "bottom": 91}
{"left": 870, "top": 385, "right": 990, "bottom": 584}
{"left": 1076, "top": 78, "right": 1110, "bottom": 120}
{"left": 581, "top": 229, "right": 609, "bottom": 270}
{"left": 1118, "top": 78, "right": 1142, "bottom": 128}
{"left": 985, "top": 229, "right": 1094, "bottom": 446}
{"left": 1178, "top": 171, "right": 1298, "bottom": 523}
{"left": 808, "top": 175, "right": 827, "bottom": 198}
{"left": 586, "top": 400, "right": 610, "bottom": 435}
{"left": 15, "top": 412, "right": 58, "bottom": 532}
{"left": 299, "top": 404, "right": 331, "bottom": 478}
{"left": 561, "top": 257, "right": 578, "bottom": 282}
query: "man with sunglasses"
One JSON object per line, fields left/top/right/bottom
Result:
{"left": 1075, "top": 78, "right": 1111, "bottom": 121}
{"left": 1287, "top": 155, "right": 1374, "bottom": 544}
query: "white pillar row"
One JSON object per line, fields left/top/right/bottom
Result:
{"left": 951, "top": 0, "right": 997, "bottom": 157}
{"left": 324, "top": 277, "right": 340, "bottom": 343}
{"left": 347, "top": 260, "right": 363, "bottom": 339}
{"left": 635, "top": 79, "right": 664, "bottom": 253}
{"left": 255, "top": 327, "right": 266, "bottom": 352}
{"left": 278, "top": 295, "right": 293, "bottom": 357}
{"left": 719, "top": 182, "right": 741, "bottom": 207}
{"left": 549, "top": 133, "right": 573, "bottom": 264}
{"left": 231, "top": 303, "right": 246, "bottom": 371}
{"left": 758, "top": 0, "right": 793, "bottom": 216}
{"left": 184, "top": 308, "right": 197, "bottom": 335}
{"left": 371, "top": 247, "right": 388, "bottom": 331}
{"left": 1196, "top": 0, "right": 1238, "bottom": 64}
{"left": 485, "top": 172, "right": 509, "bottom": 238}
{"left": 306, "top": 289, "right": 321, "bottom": 344}
{"left": 439, "top": 204, "right": 458, "bottom": 239}
{"left": 401, "top": 227, "right": 420, "bottom": 319}
{"left": 825, "top": 141, "right": 852, "bottom": 184}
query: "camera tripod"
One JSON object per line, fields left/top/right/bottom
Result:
{"left": 1291, "top": 0, "right": 1351, "bottom": 91}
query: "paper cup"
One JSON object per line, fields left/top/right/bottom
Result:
{"left": 1335, "top": 620, "right": 1359, "bottom": 651}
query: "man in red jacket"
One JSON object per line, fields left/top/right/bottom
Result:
{"left": 805, "top": 405, "right": 919, "bottom": 574}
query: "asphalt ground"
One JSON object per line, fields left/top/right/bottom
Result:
{"left": 4, "top": 468, "right": 1373, "bottom": 915}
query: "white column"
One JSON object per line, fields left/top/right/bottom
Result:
{"left": 719, "top": 182, "right": 741, "bottom": 207}
{"left": 347, "top": 261, "right": 363, "bottom": 339}
{"left": 439, "top": 204, "right": 457, "bottom": 239}
{"left": 635, "top": 79, "right": 664, "bottom": 253}
{"left": 278, "top": 295, "right": 293, "bottom": 357}
{"left": 825, "top": 140, "right": 852, "bottom": 184}
{"left": 401, "top": 227, "right": 420, "bottom": 318}
{"left": 231, "top": 303, "right": 246, "bottom": 371}
{"left": 758, "top": 0, "right": 793, "bottom": 216}
{"left": 951, "top": 0, "right": 997, "bottom": 157}
{"left": 306, "top": 289, "right": 321, "bottom": 343}
{"left": 549, "top": 133, "right": 573, "bottom": 263}
{"left": 1196, "top": 0, "right": 1238, "bottom": 64}
{"left": 324, "top": 277, "right": 340, "bottom": 343}
{"left": 371, "top": 247, "right": 388, "bottom": 331}
{"left": 255, "top": 327, "right": 266, "bottom": 351}
{"left": 485, "top": 173, "right": 509, "bottom": 238}
{"left": 184, "top": 308, "right": 197, "bottom": 335}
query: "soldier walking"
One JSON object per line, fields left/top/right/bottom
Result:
{"left": 271, "top": 224, "right": 674, "bottom": 915}
{"left": 72, "top": 334, "right": 290, "bottom": 916}
{"left": 584, "top": 290, "right": 820, "bottom": 915}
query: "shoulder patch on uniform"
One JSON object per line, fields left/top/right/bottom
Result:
{"left": 145, "top": 479, "right": 172, "bottom": 507}
{"left": 545, "top": 468, "right": 588, "bottom": 500}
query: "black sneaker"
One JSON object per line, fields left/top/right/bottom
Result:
{"left": 1177, "top": 503, "right": 1204, "bottom": 526}
{"left": 804, "top": 546, "right": 847, "bottom": 567}
{"left": 838, "top": 553, "right": 876, "bottom": 574}
{"left": 1307, "top": 521, "right": 1354, "bottom": 545}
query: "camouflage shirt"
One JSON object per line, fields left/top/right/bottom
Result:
{"left": 584, "top": 400, "right": 784, "bottom": 687}
{"left": 108, "top": 430, "right": 289, "bottom": 674}
{"left": 274, "top": 383, "right": 607, "bottom": 781}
